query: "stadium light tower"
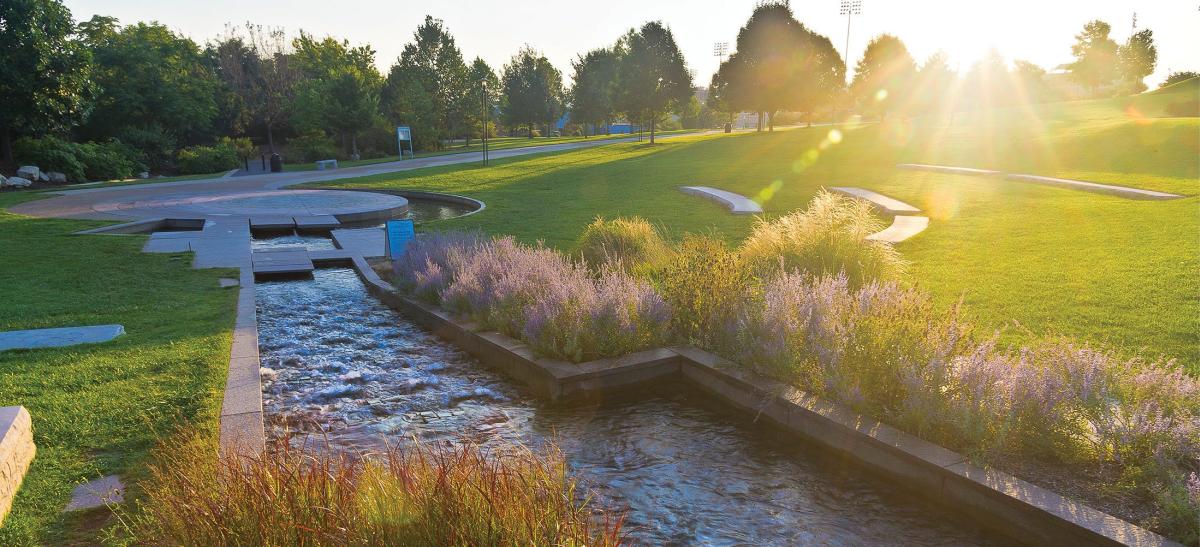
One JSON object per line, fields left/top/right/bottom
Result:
{"left": 840, "top": 0, "right": 862, "bottom": 81}
{"left": 713, "top": 41, "right": 729, "bottom": 64}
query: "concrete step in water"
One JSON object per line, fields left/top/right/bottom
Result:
{"left": 293, "top": 214, "right": 340, "bottom": 230}
{"left": 248, "top": 215, "right": 296, "bottom": 230}
{"left": 251, "top": 248, "right": 313, "bottom": 276}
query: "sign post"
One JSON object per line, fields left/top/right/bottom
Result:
{"left": 396, "top": 126, "right": 414, "bottom": 160}
{"left": 384, "top": 218, "right": 415, "bottom": 260}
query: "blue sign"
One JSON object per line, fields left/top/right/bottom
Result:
{"left": 385, "top": 219, "right": 415, "bottom": 258}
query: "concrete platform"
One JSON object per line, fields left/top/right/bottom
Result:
{"left": 248, "top": 215, "right": 295, "bottom": 230}
{"left": 331, "top": 227, "right": 386, "bottom": 258}
{"left": 866, "top": 215, "right": 930, "bottom": 243}
{"left": 679, "top": 186, "right": 763, "bottom": 214}
{"left": 293, "top": 214, "right": 340, "bottom": 230}
{"left": 0, "top": 325, "right": 125, "bottom": 352}
{"left": 830, "top": 186, "right": 921, "bottom": 215}
{"left": 251, "top": 249, "right": 314, "bottom": 276}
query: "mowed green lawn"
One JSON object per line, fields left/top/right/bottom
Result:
{"left": 316, "top": 88, "right": 1198, "bottom": 371}
{"left": 0, "top": 193, "right": 236, "bottom": 544}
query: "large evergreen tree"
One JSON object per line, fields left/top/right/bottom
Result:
{"left": 291, "top": 32, "right": 381, "bottom": 158}
{"left": 0, "top": 0, "right": 93, "bottom": 164}
{"left": 381, "top": 16, "right": 471, "bottom": 149}
{"left": 501, "top": 47, "right": 563, "bottom": 138}
{"left": 614, "top": 21, "right": 691, "bottom": 143}
{"left": 468, "top": 57, "right": 500, "bottom": 143}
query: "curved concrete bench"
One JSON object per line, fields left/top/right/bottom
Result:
{"left": 829, "top": 186, "right": 929, "bottom": 243}
{"left": 897, "top": 163, "right": 1182, "bottom": 200}
{"left": 830, "top": 186, "right": 921, "bottom": 215}
{"left": 1004, "top": 174, "right": 1182, "bottom": 200}
{"left": 867, "top": 215, "right": 930, "bottom": 243}
{"left": 679, "top": 186, "right": 762, "bottom": 214}
{"left": 897, "top": 163, "right": 1002, "bottom": 176}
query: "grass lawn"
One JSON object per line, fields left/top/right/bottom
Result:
{"left": 0, "top": 192, "right": 236, "bottom": 544}
{"left": 281, "top": 129, "right": 695, "bottom": 172}
{"left": 313, "top": 88, "right": 1198, "bottom": 371}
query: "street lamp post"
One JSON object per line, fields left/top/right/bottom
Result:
{"left": 480, "top": 78, "right": 489, "bottom": 166}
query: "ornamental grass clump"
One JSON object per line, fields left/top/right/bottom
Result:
{"left": 740, "top": 190, "right": 907, "bottom": 286}
{"left": 122, "top": 433, "right": 626, "bottom": 546}
{"left": 576, "top": 216, "right": 673, "bottom": 274}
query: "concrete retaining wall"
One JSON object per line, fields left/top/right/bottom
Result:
{"left": 0, "top": 406, "right": 35, "bottom": 526}
{"left": 350, "top": 258, "right": 1177, "bottom": 546}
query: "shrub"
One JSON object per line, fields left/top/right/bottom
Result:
{"left": 288, "top": 131, "right": 339, "bottom": 162}
{"left": 740, "top": 190, "right": 907, "bottom": 286}
{"left": 12, "top": 136, "right": 85, "bottom": 182}
{"left": 658, "top": 234, "right": 755, "bottom": 352}
{"left": 76, "top": 139, "right": 145, "bottom": 181}
{"left": 576, "top": 216, "right": 672, "bottom": 273}
{"left": 176, "top": 142, "right": 239, "bottom": 175}
{"left": 122, "top": 432, "right": 625, "bottom": 545}
{"left": 396, "top": 234, "right": 669, "bottom": 361}
{"left": 118, "top": 126, "right": 177, "bottom": 173}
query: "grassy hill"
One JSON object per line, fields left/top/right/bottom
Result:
{"left": 319, "top": 88, "right": 1198, "bottom": 370}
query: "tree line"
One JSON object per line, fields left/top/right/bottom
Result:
{"left": 0, "top": 0, "right": 1187, "bottom": 180}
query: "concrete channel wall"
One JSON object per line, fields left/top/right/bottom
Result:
{"left": 350, "top": 258, "right": 1177, "bottom": 547}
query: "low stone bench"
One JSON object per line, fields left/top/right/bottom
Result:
{"left": 0, "top": 406, "right": 35, "bottom": 525}
{"left": 315, "top": 159, "right": 338, "bottom": 170}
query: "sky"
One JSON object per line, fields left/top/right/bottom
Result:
{"left": 63, "top": 0, "right": 1198, "bottom": 89}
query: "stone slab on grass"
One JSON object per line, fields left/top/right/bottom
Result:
{"left": 0, "top": 406, "right": 35, "bottom": 526}
{"left": 218, "top": 277, "right": 239, "bottom": 288}
{"left": 896, "top": 163, "right": 1002, "bottom": 176}
{"left": 1003, "top": 174, "right": 1182, "bottom": 200}
{"left": 679, "top": 186, "right": 763, "bottom": 214}
{"left": 866, "top": 215, "right": 930, "bottom": 243}
{"left": 0, "top": 325, "right": 125, "bottom": 352}
{"left": 830, "top": 186, "right": 921, "bottom": 214}
{"left": 64, "top": 475, "right": 123, "bottom": 512}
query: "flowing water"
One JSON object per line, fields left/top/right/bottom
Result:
{"left": 257, "top": 268, "right": 1002, "bottom": 545}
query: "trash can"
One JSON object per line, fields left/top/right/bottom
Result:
{"left": 270, "top": 153, "right": 282, "bottom": 173}
{"left": 724, "top": 122, "right": 732, "bottom": 134}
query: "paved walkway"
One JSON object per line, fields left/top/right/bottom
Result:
{"left": 10, "top": 135, "right": 695, "bottom": 222}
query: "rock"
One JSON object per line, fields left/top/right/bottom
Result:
{"left": 47, "top": 171, "right": 67, "bottom": 184}
{"left": 137, "top": 171, "right": 149, "bottom": 179}
{"left": 0, "top": 175, "right": 7, "bottom": 187}
{"left": 16, "top": 166, "right": 40, "bottom": 180}
{"left": 5, "top": 177, "right": 33, "bottom": 188}
{"left": 37, "top": 171, "right": 49, "bottom": 182}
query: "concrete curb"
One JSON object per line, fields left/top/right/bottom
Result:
{"left": 348, "top": 258, "right": 1178, "bottom": 547}
{"left": 218, "top": 267, "right": 265, "bottom": 458}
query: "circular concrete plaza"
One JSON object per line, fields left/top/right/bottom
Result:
{"left": 92, "top": 189, "right": 408, "bottom": 219}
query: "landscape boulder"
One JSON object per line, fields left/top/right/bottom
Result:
{"left": 0, "top": 175, "right": 6, "bottom": 187}
{"left": 15, "top": 166, "right": 40, "bottom": 181}
{"left": 37, "top": 172, "right": 49, "bottom": 182}
{"left": 137, "top": 171, "right": 149, "bottom": 179}
{"left": 47, "top": 172, "right": 67, "bottom": 184}
{"left": 5, "top": 177, "right": 33, "bottom": 189}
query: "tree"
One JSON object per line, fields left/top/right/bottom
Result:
{"left": 291, "top": 32, "right": 381, "bottom": 158}
{"left": 850, "top": 34, "right": 916, "bottom": 119}
{"left": 1161, "top": 71, "right": 1198, "bottom": 89}
{"left": 710, "top": 3, "right": 843, "bottom": 131}
{"left": 0, "top": 0, "right": 93, "bottom": 164}
{"left": 1062, "top": 20, "right": 1119, "bottom": 95}
{"left": 501, "top": 46, "right": 563, "bottom": 138}
{"left": 911, "top": 51, "right": 956, "bottom": 114}
{"left": 961, "top": 49, "right": 1012, "bottom": 109}
{"left": 569, "top": 47, "right": 620, "bottom": 136}
{"left": 381, "top": 16, "right": 471, "bottom": 149}
{"left": 1012, "top": 60, "right": 1055, "bottom": 103}
{"left": 1117, "top": 29, "right": 1156, "bottom": 94}
{"left": 469, "top": 57, "right": 500, "bottom": 142}
{"left": 214, "top": 23, "right": 297, "bottom": 153}
{"left": 613, "top": 21, "right": 692, "bottom": 143}
{"left": 78, "top": 18, "right": 219, "bottom": 167}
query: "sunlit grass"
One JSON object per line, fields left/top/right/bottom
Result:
{"left": 317, "top": 86, "right": 1198, "bottom": 371}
